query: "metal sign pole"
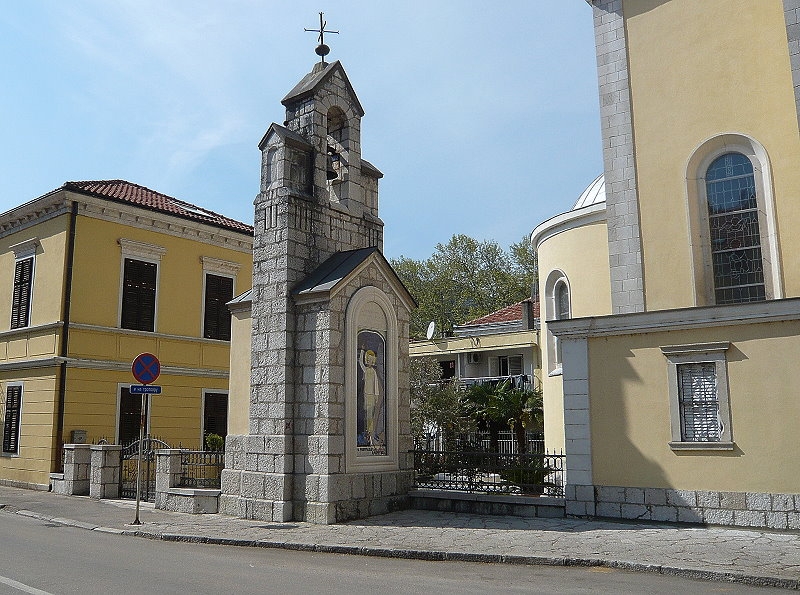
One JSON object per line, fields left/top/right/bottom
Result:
{"left": 129, "top": 353, "right": 161, "bottom": 526}
{"left": 133, "top": 391, "right": 145, "bottom": 525}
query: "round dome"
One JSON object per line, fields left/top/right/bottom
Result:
{"left": 572, "top": 174, "right": 605, "bottom": 210}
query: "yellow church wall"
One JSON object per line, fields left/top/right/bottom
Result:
{"left": 537, "top": 219, "right": 611, "bottom": 452}
{"left": 588, "top": 320, "right": 800, "bottom": 494}
{"left": 227, "top": 308, "right": 252, "bottom": 435}
{"left": 624, "top": 0, "right": 800, "bottom": 308}
{"left": 0, "top": 369, "right": 58, "bottom": 489}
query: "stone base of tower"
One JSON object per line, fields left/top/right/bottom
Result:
{"left": 219, "top": 434, "right": 295, "bottom": 522}
{"left": 220, "top": 436, "right": 414, "bottom": 524}
{"left": 297, "top": 471, "right": 414, "bottom": 524}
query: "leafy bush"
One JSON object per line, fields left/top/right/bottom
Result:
{"left": 204, "top": 433, "right": 224, "bottom": 452}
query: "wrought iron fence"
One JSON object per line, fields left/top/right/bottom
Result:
{"left": 413, "top": 449, "right": 564, "bottom": 497}
{"left": 179, "top": 450, "right": 224, "bottom": 489}
{"left": 120, "top": 436, "right": 171, "bottom": 501}
{"left": 415, "top": 431, "right": 545, "bottom": 454}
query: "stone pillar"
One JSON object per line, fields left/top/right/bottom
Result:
{"left": 591, "top": 0, "right": 645, "bottom": 313}
{"left": 54, "top": 444, "right": 91, "bottom": 495}
{"left": 89, "top": 444, "right": 121, "bottom": 499}
{"left": 156, "top": 448, "right": 183, "bottom": 508}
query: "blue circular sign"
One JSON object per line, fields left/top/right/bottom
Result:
{"left": 131, "top": 352, "right": 160, "bottom": 385}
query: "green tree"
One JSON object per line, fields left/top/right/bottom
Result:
{"left": 461, "top": 380, "right": 543, "bottom": 453}
{"left": 392, "top": 234, "right": 538, "bottom": 339}
{"left": 409, "top": 357, "right": 470, "bottom": 449}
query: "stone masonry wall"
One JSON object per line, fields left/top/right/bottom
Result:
{"left": 591, "top": 0, "right": 644, "bottom": 313}
{"left": 567, "top": 484, "right": 800, "bottom": 530}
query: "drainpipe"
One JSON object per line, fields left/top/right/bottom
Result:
{"left": 54, "top": 201, "right": 77, "bottom": 472}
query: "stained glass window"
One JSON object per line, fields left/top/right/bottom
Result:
{"left": 705, "top": 153, "right": 765, "bottom": 304}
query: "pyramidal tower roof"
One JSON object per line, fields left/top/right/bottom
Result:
{"left": 281, "top": 60, "right": 365, "bottom": 117}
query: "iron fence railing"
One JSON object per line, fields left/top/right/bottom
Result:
{"left": 179, "top": 450, "right": 224, "bottom": 489}
{"left": 415, "top": 431, "right": 545, "bottom": 454}
{"left": 413, "top": 449, "right": 564, "bottom": 497}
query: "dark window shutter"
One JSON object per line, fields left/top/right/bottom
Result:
{"left": 204, "top": 274, "right": 233, "bottom": 340}
{"left": 203, "top": 392, "right": 229, "bottom": 438}
{"left": 118, "top": 388, "right": 147, "bottom": 446}
{"left": 3, "top": 386, "right": 22, "bottom": 454}
{"left": 11, "top": 258, "right": 33, "bottom": 329}
{"left": 121, "top": 259, "right": 157, "bottom": 332}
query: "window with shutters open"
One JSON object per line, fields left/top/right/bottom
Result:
{"left": 203, "top": 273, "right": 233, "bottom": 340}
{"left": 2, "top": 384, "right": 22, "bottom": 455}
{"left": 121, "top": 258, "right": 157, "bottom": 332}
{"left": 488, "top": 355, "right": 523, "bottom": 377}
{"left": 11, "top": 257, "right": 33, "bottom": 329}
{"left": 661, "top": 343, "right": 733, "bottom": 450}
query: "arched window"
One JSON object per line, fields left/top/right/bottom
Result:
{"left": 553, "top": 279, "right": 571, "bottom": 366}
{"left": 705, "top": 153, "right": 765, "bottom": 304}
{"left": 555, "top": 280, "right": 571, "bottom": 321}
{"left": 686, "top": 134, "right": 781, "bottom": 306}
{"left": 545, "top": 271, "right": 571, "bottom": 375}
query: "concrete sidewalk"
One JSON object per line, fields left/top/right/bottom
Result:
{"left": 1, "top": 485, "right": 798, "bottom": 590}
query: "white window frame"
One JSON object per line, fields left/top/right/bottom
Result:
{"left": 200, "top": 256, "right": 240, "bottom": 340}
{"left": 488, "top": 354, "right": 524, "bottom": 377}
{"left": 2, "top": 382, "right": 23, "bottom": 456}
{"left": 661, "top": 342, "right": 734, "bottom": 450}
{"left": 118, "top": 239, "right": 166, "bottom": 332}
{"left": 544, "top": 270, "right": 571, "bottom": 376}
{"left": 9, "top": 238, "right": 39, "bottom": 330}
{"left": 200, "top": 388, "right": 229, "bottom": 446}
{"left": 115, "top": 383, "right": 151, "bottom": 445}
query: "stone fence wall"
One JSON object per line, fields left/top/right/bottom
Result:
{"left": 50, "top": 444, "right": 219, "bottom": 514}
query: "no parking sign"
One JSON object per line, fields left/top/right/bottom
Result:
{"left": 131, "top": 352, "right": 160, "bottom": 385}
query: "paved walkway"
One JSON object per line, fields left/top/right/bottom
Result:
{"left": 1, "top": 486, "right": 799, "bottom": 590}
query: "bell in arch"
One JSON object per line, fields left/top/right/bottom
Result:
{"left": 326, "top": 146, "right": 339, "bottom": 181}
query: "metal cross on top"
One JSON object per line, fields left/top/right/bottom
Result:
{"left": 305, "top": 12, "right": 339, "bottom": 63}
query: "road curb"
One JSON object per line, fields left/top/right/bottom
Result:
{"left": 3, "top": 506, "right": 799, "bottom": 590}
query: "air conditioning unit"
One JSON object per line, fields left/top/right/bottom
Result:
{"left": 467, "top": 352, "right": 482, "bottom": 365}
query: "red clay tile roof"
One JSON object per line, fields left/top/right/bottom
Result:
{"left": 462, "top": 299, "right": 540, "bottom": 326}
{"left": 63, "top": 180, "right": 253, "bottom": 235}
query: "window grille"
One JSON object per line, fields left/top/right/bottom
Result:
{"left": 677, "top": 362, "right": 720, "bottom": 442}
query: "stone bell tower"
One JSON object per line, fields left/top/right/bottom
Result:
{"left": 220, "top": 36, "right": 415, "bottom": 524}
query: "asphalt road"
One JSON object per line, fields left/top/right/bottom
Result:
{"left": 0, "top": 513, "right": 778, "bottom": 594}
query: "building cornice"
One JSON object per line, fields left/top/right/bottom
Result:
{"left": 68, "top": 322, "right": 231, "bottom": 346}
{"left": 0, "top": 193, "right": 69, "bottom": 241}
{"left": 0, "top": 188, "right": 253, "bottom": 251}
{"left": 0, "top": 322, "right": 63, "bottom": 341}
{"left": 549, "top": 298, "right": 800, "bottom": 339}
{"left": 74, "top": 192, "right": 253, "bottom": 253}
{"left": 530, "top": 202, "right": 606, "bottom": 249}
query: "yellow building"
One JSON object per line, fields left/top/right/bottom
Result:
{"left": 0, "top": 180, "right": 252, "bottom": 490}
{"left": 409, "top": 300, "right": 540, "bottom": 392}
{"left": 534, "top": 0, "right": 800, "bottom": 529}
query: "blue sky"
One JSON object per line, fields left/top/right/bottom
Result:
{"left": 0, "top": 1, "right": 602, "bottom": 261}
